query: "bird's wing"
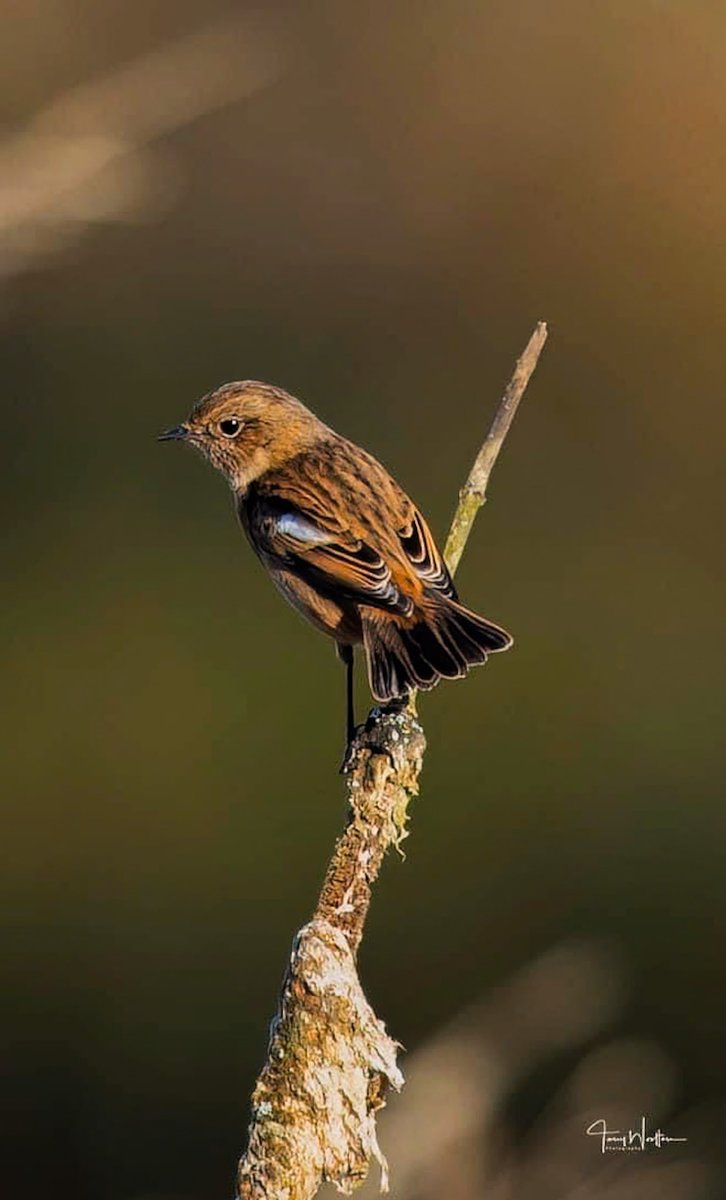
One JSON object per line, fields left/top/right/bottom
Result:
{"left": 249, "top": 437, "right": 455, "bottom": 613}
{"left": 398, "top": 507, "right": 457, "bottom": 598}
{"left": 250, "top": 496, "right": 414, "bottom": 616}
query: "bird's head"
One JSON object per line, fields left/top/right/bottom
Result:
{"left": 159, "top": 381, "right": 324, "bottom": 491}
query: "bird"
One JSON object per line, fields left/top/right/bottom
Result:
{"left": 159, "top": 381, "right": 512, "bottom": 750}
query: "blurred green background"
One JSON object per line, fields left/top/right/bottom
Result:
{"left": 2, "top": 2, "right": 725, "bottom": 1197}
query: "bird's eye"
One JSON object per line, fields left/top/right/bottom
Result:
{"left": 219, "top": 417, "right": 241, "bottom": 437}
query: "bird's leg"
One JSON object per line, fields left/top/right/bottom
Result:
{"left": 343, "top": 645, "right": 356, "bottom": 745}
{"left": 337, "top": 644, "right": 357, "bottom": 771}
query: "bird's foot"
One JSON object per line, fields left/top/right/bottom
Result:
{"left": 378, "top": 695, "right": 409, "bottom": 719}
{"left": 339, "top": 723, "right": 367, "bottom": 774}
{"left": 339, "top": 695, "right": 412, "bottom": 773}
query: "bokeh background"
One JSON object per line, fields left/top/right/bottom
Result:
{"left": 3, "top": 2, "right": 726, "bottom": 1197}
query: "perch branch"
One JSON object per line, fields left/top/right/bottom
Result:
{"left": 444, "top": 320, "right": 548, "bottom": 574}
{"left": 236, "top": 323, "right": 548, "bottom": 1200}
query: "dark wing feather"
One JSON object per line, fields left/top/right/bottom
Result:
{"left": 244, "top": 436, "right": 451, "bottom": 617}
{"left": 247, "top": 494, "right": 413, "bottom": 616}
{"left": 398, "top": 508, "right": 457, "bottom": 599}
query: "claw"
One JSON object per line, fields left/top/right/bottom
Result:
{"left": 339, "top": 724, "right": 365, "bottom": 774}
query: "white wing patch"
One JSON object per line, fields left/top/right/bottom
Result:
{"left": 275, "top": 511, "right": 335, "bottom": 546}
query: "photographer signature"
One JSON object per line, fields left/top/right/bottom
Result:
{"left": 586, "top": 1117, "right": 687, "bottom": 1153}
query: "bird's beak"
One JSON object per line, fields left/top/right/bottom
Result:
{"left": 158, "top": 424, "right": 189, "bottom": 442}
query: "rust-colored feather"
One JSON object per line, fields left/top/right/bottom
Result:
{"left": 244, "top": 434, "right": 452, "bottom": 621}
{"left": 167, "top": 380, "right": 512, "bottom": 705}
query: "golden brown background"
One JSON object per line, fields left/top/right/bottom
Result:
{"left": 3, "top": 2, "right": 725, "bottom": 1197}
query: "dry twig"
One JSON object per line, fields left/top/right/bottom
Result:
{"left": 444, "top": 321, "right": 549, "bottom": 574}
{"left": 237, "top": 323, "right": 549, "bottom": 1200}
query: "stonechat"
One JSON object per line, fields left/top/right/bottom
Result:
{"left": 160, "top": 382, "right": 512, "bottom": 744}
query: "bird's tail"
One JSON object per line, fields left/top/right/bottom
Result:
{"left": 361, "top": 594, "right": 512, "bottom": 702}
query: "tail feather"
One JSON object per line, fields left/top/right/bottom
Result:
{"left": 362, "top": 594, "right": 512, "bottom": 702}
{"left": 446, "top": 603, "right": 511, "bottom": 661}
{"left": 407, "top": 618, "right": 467, "bottom": 680}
